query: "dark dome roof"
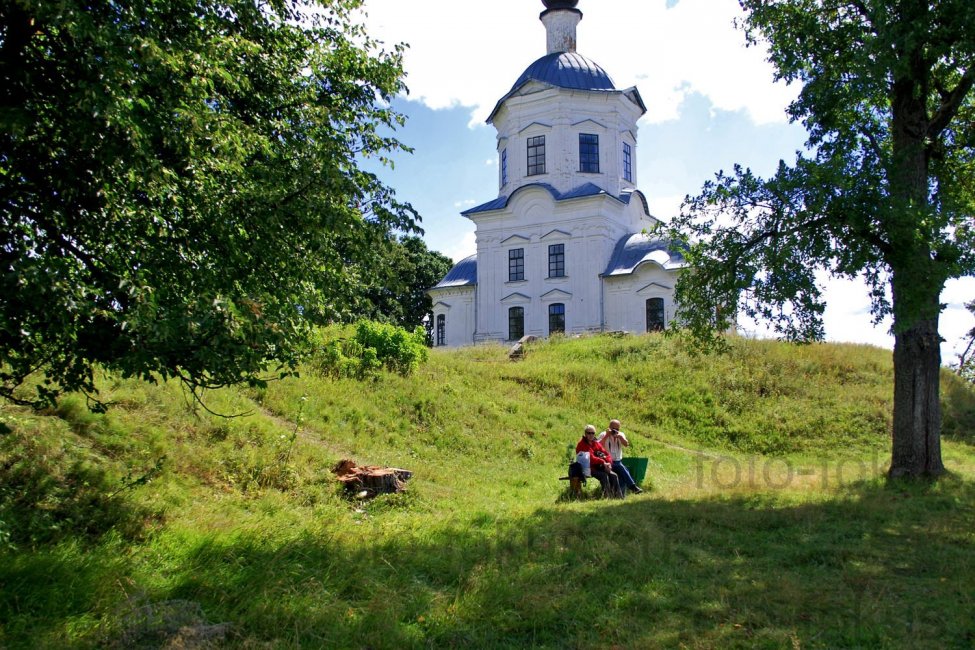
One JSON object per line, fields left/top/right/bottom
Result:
{"left": 433, "top": 255, "right": 477, "bottom": 288}
{"left": 511, "top": 51, "right": 615, "bottom": 92}
{"left": 542, "top": 0, "right": 579, "bottom": 9}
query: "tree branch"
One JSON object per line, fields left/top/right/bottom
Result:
{"left": 928, "top": 66, "right": 975, "bottom": 140}
{"left": 736, "top": 213, "right": 834, "bottom": 256}
{"left": 859, "top": 124, "right": 884, "bottom": 159}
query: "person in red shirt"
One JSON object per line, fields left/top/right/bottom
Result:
{"left": 575, "top": 424, "right": 623, "bottom": 498}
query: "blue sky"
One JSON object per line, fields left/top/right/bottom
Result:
{"left": 361, "top": 0, "right": 974, "bottom": 359}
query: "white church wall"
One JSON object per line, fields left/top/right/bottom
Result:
{"left": 603, "top": 264, "right": 680, "bottom": 333}
{"left": 470, "top": 190, "right": 635, "bottom": 342}
{"left": 430, "top": 287, "right": 475, "bottom": 348}
{"left": 494, "top": 88, "right": 643, "bottom": 198}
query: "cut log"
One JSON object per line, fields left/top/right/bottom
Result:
{"left": 332, "top": 459, "right": 412, "bottom": 496}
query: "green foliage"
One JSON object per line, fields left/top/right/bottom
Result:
{"left": 0, "top": 0, "right": 419, "bottom": 408}
{"left": 667, "top": 0, "right": 975, "bottom": 477}
{"left": 669, "top": 0, "right": 975, "bottom": 340}
{"left": 357, "top": 236, "right": 454, "bottom": 330}
{"left": 313, "top": 321, "right": 428, "bottom": 379}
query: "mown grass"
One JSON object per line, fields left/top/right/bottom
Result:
{"left": 1, "top": 332, "right": 974, "bottom": 649}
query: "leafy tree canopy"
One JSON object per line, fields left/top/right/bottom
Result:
{"left": 1, "top": 0, "right": 420, "bottom": 407}
{"left": 357, "top": 235, "right": 453, "bottom": 331}
{"left": 667, "top": 0, "right": 975, "bottom": 477}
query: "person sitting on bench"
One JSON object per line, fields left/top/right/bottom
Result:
{"left": 575, "top": 424, "right": 622, "bottom": 498}
{"left": 598, "top": 419, "right": 643, "bottom": 495}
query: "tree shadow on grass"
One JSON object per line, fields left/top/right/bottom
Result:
{"left": 133, "top": 477, "right": 975, "bottom": 649}
{"left": 0, "top": 543, "right": 134, "bottom": 649}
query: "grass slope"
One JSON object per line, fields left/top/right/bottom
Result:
{"left": 1, "top": 333, "right": 974, "bottom": 649}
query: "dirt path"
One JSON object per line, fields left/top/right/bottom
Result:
{"left": 256, "top": 405, "right": 352, "bottom": 459}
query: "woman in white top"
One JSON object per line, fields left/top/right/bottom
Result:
{"left": 597, "top": 419, "right": 643, "bottom": 494}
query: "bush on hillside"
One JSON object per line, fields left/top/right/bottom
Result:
{"left": 312, "top": 321, "right": 428, "bottom": 379}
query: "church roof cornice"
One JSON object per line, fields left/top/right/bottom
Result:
{"left": 463, "top": 182, "right": 640, "bottom": 217}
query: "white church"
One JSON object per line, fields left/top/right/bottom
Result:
{"left": 428, "top": 0, "right": 686, "bottom": 347}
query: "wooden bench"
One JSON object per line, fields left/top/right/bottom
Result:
{"left": 559, "top": 461, "right": 604, "bottom": 498}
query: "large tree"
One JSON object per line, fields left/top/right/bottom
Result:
{"left": 0, "top": 0, "right": 419, "bottom": 407}
{"left": 669, "top": 0, "right": 975, "bottom": 478}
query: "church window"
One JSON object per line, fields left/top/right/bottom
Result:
{"left": 527, "top": 135, "right": 546, "bottom": 175}
{"left": 548, "top": 243, "right": 565, "bottom": 278}
{"left": 579, "top": 134, "right": 599, "bottom": 173}
{"left": 508, "top": 248, "right": 524, "bottom": 281}
{"left": 500, "top": 148, "right": 508, "bottom": 187}
{"left": 549, "top": 303, "right": 565, "bottom": 334}
{"left": 623, "top": 142, "right": 632, "bottom": 182}
{"left": 646, "top": 298, "right": 665, "bottom": 332}
{"left": 436, "top": 314, "right": 446, "bottom": 346}
{"left": 508, "top": 306, "right": 525, "bottom": 341}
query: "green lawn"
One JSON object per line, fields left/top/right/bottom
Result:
{"left": 2, "top": 333, "right": 973, "bottom": 648}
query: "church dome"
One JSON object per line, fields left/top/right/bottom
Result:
{"left": 510, "top": 51, "right": 615, "bottom": 92}
{"left": 542, "top": 0, "right": 579, "bottom": 9}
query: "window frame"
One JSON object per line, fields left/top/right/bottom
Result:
{"left": 548, "top": 243, "right": 565, "bottom": 278}
{"left": 646, "top": 297, "right": 665, "bottom": 332}
{"left": 579, "top": 133, "right": 599, "bottom": 173}
{"left": 500, "top": 147, "right": 508, "bottom": 187}
{"left": 623, "top": 142, "right": 632, "bottom": 182}
{"left": 527, "top": 135, "right": 546, "bottom": 176}
{"left": 436, "top": 314, "right": 446, "bottom": 346}
{"left": 548, "top": 303, "right": 565, "bottom": 335}
{"left": 508, "top": 306, "right": 525, "bottom": 341}
{"left": 508, "top": 247, "right": 525, "bottom": 282}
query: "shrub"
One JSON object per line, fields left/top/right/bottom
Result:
{"left": 312, "top": 321, "right": 428, "bottom": 379}
{"left": 353, "top": 321, "right": 428, "bottom": 375}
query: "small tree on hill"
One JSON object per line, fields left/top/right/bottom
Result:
{"left": 0, "top": 0, "right": 419, "bottom": 407}
{"left": 668, "top": 0, "right": 975, "bottom": 478}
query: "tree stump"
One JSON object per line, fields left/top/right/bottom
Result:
{"left": 332, "top": 459, "right": 412, "bottom": 497}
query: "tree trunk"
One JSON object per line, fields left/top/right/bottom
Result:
{"left": 890, "top": 306, "right": 945, "bottom": 479}
{"left": 887, "top": 7, "right": 945, "bottom": 479}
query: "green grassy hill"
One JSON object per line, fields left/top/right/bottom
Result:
{"left": 2, "top": 333, "right": 974, "bottom": 648}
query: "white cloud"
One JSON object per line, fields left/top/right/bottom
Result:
{"left": 646, "top": 193, "right": 686, "bottom": 221}
{"left": 452, "top": 199, "right": 477, "bottom": 208}
{"left": 738, "top": 273, "right": 975, "bottom": 361}
{"left": 443, "top": 230, "right": 477, "bottom": 263}
{"left": 362, "top": 0, "right": 797, "bottom": 127}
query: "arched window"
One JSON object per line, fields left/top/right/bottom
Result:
{"left": 508, "top": 306, "right": 524, "bottom": 341}
{"left": 436, "top": 314, "right": 446, "bottom": 346}
{"left": 549, "top": 303, "right": 565, "bottom": 335}
{"left": 646, "top": 298, "right": 665, "bottom": 332}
